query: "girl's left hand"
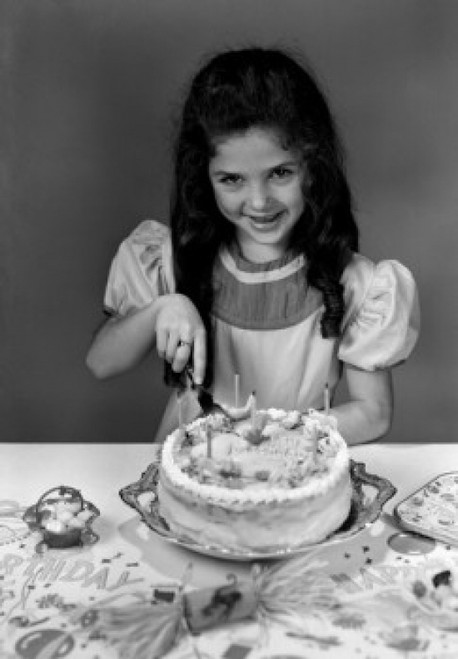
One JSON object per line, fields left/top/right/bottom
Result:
{"left": 155, "top": 294, "right": 207, "bottom": 384}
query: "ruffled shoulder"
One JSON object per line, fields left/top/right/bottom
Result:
{"left": 103, "top": 220, "right": 175, "bottom": 316}
{"left": 338, "top": 254, "right": 420, "bottom": 370}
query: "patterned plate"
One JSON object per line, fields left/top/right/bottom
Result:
{"left": 120, "top": 458, "right": 396, "bottom": 561}
{"left": 394, "top": 472, "right": 458, "bottom": 547}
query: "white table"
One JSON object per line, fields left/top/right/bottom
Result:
{"left": 3, "top": 441, "right": 456, "bottom": 513}
{"left": 1, "top": 443, "right": 458, "bottom": 658}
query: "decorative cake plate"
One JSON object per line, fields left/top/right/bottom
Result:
{"left": 120, "top": 458, "right": 397, "bottom": 561}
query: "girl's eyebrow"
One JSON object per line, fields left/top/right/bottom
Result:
{"left": 270, "top": 159, "right": 301, "bottom": 169}
{"left": 210, "top": 159, "right": 301, "bottom": 177}
{"left": 209, "top": 168, "right": 239, "bottom": 177}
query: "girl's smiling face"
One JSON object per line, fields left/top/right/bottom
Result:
{"left": 208, "top": 127, "right": 306, "bottom": 263}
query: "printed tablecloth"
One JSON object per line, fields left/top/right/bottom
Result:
{"left": 1, "top": 495, "right": 458, "bottom": 659}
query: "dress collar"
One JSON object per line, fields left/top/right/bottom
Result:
{"left": 219, "top": 244, "right": 306, "bottom": 284}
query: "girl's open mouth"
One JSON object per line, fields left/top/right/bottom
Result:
{"left": 248, "top": 212, "right": 283, "bottom": 227}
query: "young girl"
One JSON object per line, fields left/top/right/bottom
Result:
{"left": 86, "top": 47, "right": 419, "bottom": 445}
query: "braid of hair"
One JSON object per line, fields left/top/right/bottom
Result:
{"left": 296, "top": 154, "right": 358, "bottom": 339}
{"left": 314, "top": 275, "right": 345, "bottom": 338}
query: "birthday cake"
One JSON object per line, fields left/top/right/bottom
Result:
{"left": 157, "top": 406, "right": 352, "bottom": 552}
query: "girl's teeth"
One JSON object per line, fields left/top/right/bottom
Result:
{"left": 251, "top": 214, "right": 278, "bottom": 223}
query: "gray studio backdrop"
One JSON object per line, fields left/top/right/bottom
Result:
{"left": 2, "top": 0, "right": 457, "bottom": 442}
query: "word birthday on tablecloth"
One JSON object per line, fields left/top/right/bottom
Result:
{"left": 327, "top": 553, "right": 458, "bottom": 593}
{"left": 0, "top": 553, "right": 143, "bottom": 592}
{"left": 3, "top": 551, "right": 452, "bottom": 598}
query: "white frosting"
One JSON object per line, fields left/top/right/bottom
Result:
{"left": 161, "top": 409, "right": 349, "bottom": 505}
{"left": 158, "top": 469, "right": 352, "bottom": 550}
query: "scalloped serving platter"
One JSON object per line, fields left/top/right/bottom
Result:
{"left": 120, "top": 458, "right": 396, "bottom": 561}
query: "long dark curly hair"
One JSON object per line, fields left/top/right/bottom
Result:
{"left": 169, "top": 47, "right": 359, "bottom": 387}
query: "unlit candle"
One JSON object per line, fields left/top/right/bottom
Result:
{"left": 324, "top": 383, "right": 330, "bottom": 416}
{"left": 206, "top": 419, "right": 212, "bottom": 458}
{"left": 250, "top": 391, "right": 257, "bottom": 428}
{"left": 234, "top": 373, "right": 240, "bottom": 409}
{"left": 177, "top": 391, "right": 183, "bottom": 429}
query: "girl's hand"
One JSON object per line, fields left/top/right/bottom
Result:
{"left": 155, "top": 294, "right": 207, "bottom": 384}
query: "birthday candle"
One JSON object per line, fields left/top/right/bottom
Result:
{"left": 177, "top": 390, "right": 183, "bottom": 429}
{"left": 250, "top": 391, "right": 257, "bottom": 428}
{"left": 206, "top": 419, "right": 212, "bottom": 458}
{"left": 234, "top": 373, "right": 240, "bottom": 409}
{"left": 324, "top": 383, "right": 330, "bottom": 416}
{"left": 312, "top": 426, "right": 318, "bottom": 463}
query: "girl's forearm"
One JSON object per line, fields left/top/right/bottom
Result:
{"left": 331, "top": 399, "right": 393, "bottom": 446}
{"left": 86, "top": 300, "right": 162, "bottom": 379}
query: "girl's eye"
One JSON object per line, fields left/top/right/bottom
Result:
{"left": 219, "top": 174, "right": 242, "bottom": 185}
{"left": 271, "top": 167, "right": 293, "bottom": 179}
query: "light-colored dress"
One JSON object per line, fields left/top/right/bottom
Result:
{"left": 104, "top": 220, "right": 420, "bottom": 442}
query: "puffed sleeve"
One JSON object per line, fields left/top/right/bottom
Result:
{"left": 338, "top": 255, "right": 420, "bottom": 371}
{"left": 103, "top": 220, "right": 175, "bottom": 316}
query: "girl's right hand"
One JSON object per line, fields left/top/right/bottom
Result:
{"left": 155, "top": 294, "right": 207, "bottom": 385}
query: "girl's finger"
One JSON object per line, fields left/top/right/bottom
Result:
{"left": 156, "top": 326, "right": 168, "bottom": 359}
{"left": 165, "top": 332, "right": 180, "bottom": 363}
{"left": 192, "top": 327, "right": 207, "bottom": 385}
{"left": 172, "top": 341, "right": 192, "bottom": 373}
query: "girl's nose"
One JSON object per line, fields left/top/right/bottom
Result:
{"left": 247, "top": 182, "right": 269, "bottom": 211}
